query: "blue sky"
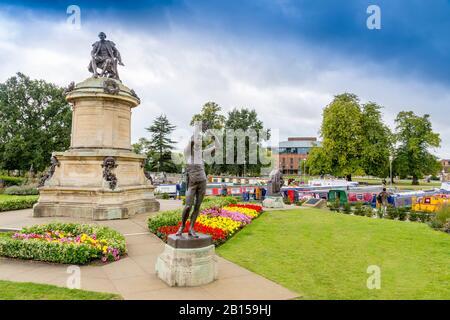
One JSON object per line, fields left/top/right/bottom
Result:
{"left": 0, "top": 0, "right": 449, "bottom": 157}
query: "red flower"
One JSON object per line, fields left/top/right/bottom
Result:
{"left": 156, "top": 221, "right": 227, "bottom": 243}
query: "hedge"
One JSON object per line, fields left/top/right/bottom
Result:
{"left": 0, "top": 196, "right": 39, "bottom": 212}
{"left": 0, "top": 223, "right": 127, "bottom": 265}
{"left": 4, "top": 185, "right": 39, "bottom": 195}
{"left": 0, "top": 176, "right": 25, "bottom": 187}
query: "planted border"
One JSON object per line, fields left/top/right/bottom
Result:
{"left": 148, "top": 197, "right": 264, "bottom": 246}
{"left": 0, "top": 223, "right": 127, "bottom": 264}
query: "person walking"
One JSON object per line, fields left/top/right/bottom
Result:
{"left": 377, "top": 187, "right": 389, "bottom": 216}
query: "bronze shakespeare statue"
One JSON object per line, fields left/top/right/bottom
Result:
{"left": 176, "top": 127, "right": 221, "bottom": 238}
{"left": 88, "top": 32, "right": 124, "bottom": 80}
{"left": 267, "top": 167, "right": 284, "bottom": 196}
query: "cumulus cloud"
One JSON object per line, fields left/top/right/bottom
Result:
{"left": 0, "top": 7, "right": 448, "bottom": 158}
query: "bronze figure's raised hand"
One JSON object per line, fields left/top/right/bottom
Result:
{"left": 88, "top": 32, "right": 124, "bottom": 81}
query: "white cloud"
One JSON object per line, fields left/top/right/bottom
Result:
{"left": 0, "top": 9, "right": 448, "bottom": 159}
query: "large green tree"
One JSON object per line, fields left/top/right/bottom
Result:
{"left": 359, "top": 102, "right": 393, "bottom": 178}
{"left": 221, "top": 108, "right": 269, "bottom": 176}
{"left": 309, "top": 94, "right": 394, "bottom": 181}
{"left": 0, "top": 73, "right": 72, "bottom": 173}
{"left": 190, "top": 101, "right": 226, "bottom": 131}
{"left": 318, "top": 93, "right": 364, "bottom": 181}
{"left": 306, "top": 146, "right": 331, "bottom": 176}
{"left": 145, "top": 114, "right": 177, "bottom": 173}
{"left": 393, "top": 111, "right": 441, "bottom": 185}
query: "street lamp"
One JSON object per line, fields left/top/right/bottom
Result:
{"left": 389, "top": 155, "right": 393, "bottom": 189}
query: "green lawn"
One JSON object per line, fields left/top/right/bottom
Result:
{"left": 0, "top": 280, "right": 121, "bottom": 300}
{"left": 217, "top": 208, "right": 450, "bottom": 300}
{"left": 353, "top": 178, "right": 441, "bottom": 190}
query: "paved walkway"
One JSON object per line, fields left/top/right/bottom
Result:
{"left": 0, "top": 200, "right": 299, "bottom": 300}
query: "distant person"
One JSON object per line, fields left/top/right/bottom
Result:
{"left": 261, "top": 187, "right": 267, "bottom": 200}
{"left": 377, "top": 188, "right": 389, "bottom": 215}
{"left": 382, "top": 178, "right": 387, "bottom": 186}
{"left": 221, "top": 184, "right": 228, "bottom": 197}
{"left": 176, "top": 182, "right": 181, "bottom": 200}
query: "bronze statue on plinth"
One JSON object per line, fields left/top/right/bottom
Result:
{"left": 176, "top": 125, "right": 221, "bottom": 238}
{"left": 88, "top": 32, "right": 124, "bottom": 80}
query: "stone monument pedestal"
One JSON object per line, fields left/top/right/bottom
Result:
{"left": 155, "top": 233, "right": 218, "bottom": 287}
{"left": 263, "top": 196, "right": 285, "bottom": 208}
{"left": 33, "top": 77, "right": 159, "bottom": 220}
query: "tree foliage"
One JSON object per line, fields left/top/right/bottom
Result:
{"left": 310, "top": 94, "right": 393, "bottom": 181}
{"left": 0, "top": 73, "right": 72, "bottom": 173}
{"left": 190, "top": 101, "right": 226, "bottom": 130}
{"left": 144, "top": 114, "right": 178, "bottom": 173}
{"left": 221, "top": 108, "right": 269, "bottom": 176}
{"left": 359, "top": 102, "right": 392, "bottom": 177}
{"left": 318, "top": 93, "right": 365, "bottom": 180}
{"left": 393, "top": 111, "right": 441, "bottom": 184}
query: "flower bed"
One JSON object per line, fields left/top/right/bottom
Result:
{"left": 149, "top": 202, "right": 263, "bottom": 246}
{"left": 0, "top": 223, "right": 126, "bottom": 264}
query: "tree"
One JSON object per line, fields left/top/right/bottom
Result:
{"left": 393, "top": 111, "right": 441, "bottom": 185}
{"left": 221, "top": 108, "right": 269, "bottom": 176}
{"left": 318, "top": 93, "right": 364, "bottom": 181}
{"left": 306, "top": 146, "right": 331, "bottom": 176}
{"left": 190, "top": 101, "right": 226, "bottom": 130}
{"left": 145, "top": 114, "right": 177, "bottom": 173}
{"left": 359, "top": 102, "right": 393, "bottom": 178}
{"left": 132, "top": 137, "right": 150, "bottom": 155}
{"left": 0, "top": 73, "right": 72, "bottom": 173}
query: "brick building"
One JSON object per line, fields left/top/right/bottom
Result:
{"left": 441, "top": 159, "right": 450, "bottom": 173}
{"left": 276, "top": 137, "right": 319, "bottom": 175}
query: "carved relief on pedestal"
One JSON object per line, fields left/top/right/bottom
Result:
{"left": 102, "top": 156, "right": 118, "bottom": 190}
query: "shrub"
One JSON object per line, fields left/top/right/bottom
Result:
{"left": 364, "top": 206, "right": 374, "bottom": 217}
{"left": 418, "top": 212, "right": 433, "bottom": 223}
{"left": 4, "top": 185, "right": 39, "bottom": 195}
{"left": 342, "top": 203, "right": 352, "bottom": 214}
{"left": 398, "top": 208, "right": 408, "bottom": 221}
{"left": 161, "top": 193, "right": 170, "bottom": 200}
{"left": 148, "top": 210, "right": 182, "bottom": 233}
{"left": 354, "top": 202, "right": 364, "bottom": 216}
{"left": 201, "top": 196, "right": 237, "bottom": 210}
{"left": 0, "top": 196, "right": 39, "bottom": 212}
{"left": 443, "top": 220, "right": 450, "bottom": 233}
{"left": 329, "top": 199, "right": 340, "bottom": 212}
{"left": 408, "top": 212, "right": 419, "bottom": 222}
{"left": 386, "top": 206, "right": 398, "bottom": 220}
{"left": 295, "top": 199, "right": 306, "bottom": 206}
{"left": 0, "top": 223, "right": 126, "bottom": 264}
{"left": 435, "top": 205, "right": 450, "bottom": 224}
{"left": 376, "top": 208, "right": 384, "bottom": 219}
{"left": 0, "top": 176, "right": 25, "bottom": 187}
{"left": 428, "top": 219, "right": 444, "bottom": 230}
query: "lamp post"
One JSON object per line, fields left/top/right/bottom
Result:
{"left": 389, "top": 155, "right": 393, "bottom": 189}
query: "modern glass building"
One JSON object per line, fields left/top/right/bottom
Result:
{"left": 275, "top": 137, "right": 320, "bottom": 175}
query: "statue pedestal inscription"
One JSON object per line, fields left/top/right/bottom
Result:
{"left": 155, "top": 233, "right": 218, "bottom": 287}
{"left": 33, "top": 77, "right": 159, "bottom": 220}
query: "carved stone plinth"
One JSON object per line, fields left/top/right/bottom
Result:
{"left": 155, "top": 233, "right": 218, "bottom": 287}
{"left": 33, "top": 78, "right": 159, "bottom": 220}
